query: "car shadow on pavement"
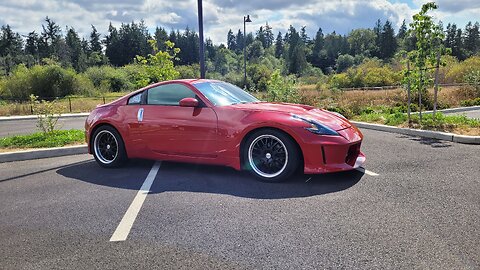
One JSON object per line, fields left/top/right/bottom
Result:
{"left": 397, "top": 135, "right": 453, "bottom": 148}
{"left": 57, "top": 159, "right": 155, "bottom": 191}
{"left": 57, "top": 159, "right": 364, "bottom": 199}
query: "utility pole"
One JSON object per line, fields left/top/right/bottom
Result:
{"left": 243, "top": 15, "right": 252, "bottom": 88}
{"left": 197, "top": 0, "right": 206, "bottom": 79}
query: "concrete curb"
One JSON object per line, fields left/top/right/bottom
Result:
{"left": 352, "top": 121, "right": 480, "bottom": 145}
{"left": 0, "top": 145, "right": 88, "bottom": 163}
{"left": 416, "top": 105, "right": 480, "bottom": 115}
{"left": 0, "top": 113, "right": 89, "bottom": 122}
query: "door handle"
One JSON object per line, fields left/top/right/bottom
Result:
{"left": 137, "top": 108, "right": 144, "bottom": 122}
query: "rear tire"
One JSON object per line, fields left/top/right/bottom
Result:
{"left": 243, "top": 129, "right": 299, "bottom": 182}
{"left": 92, "top": 125, "right": 127, "bottom": 168}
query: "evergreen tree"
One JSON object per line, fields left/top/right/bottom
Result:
{"left": 464, "top": 21, "right": 480, "bottom": 57}
{"left": 444, "top": 23, "right": 456, "bottom": 49}
{"left": 227, "top": 29, "right": 236, "bottom": 51}
{"left": 0, "top": 25, "right": 23, "bottom": 56}
{"left": 25, "top": 31, "right": 39, "bottom": 61}
{"left": 454, "top": 28, "right": 466, "bottom": 60}
{"left": 256, "top": 23, "right": 275, "bottom": 48}
{"left": 274, "top": 31, "right": 283, "bottom": 58}
{"left": 39, "top": 17, "right": 63, "bottom": 60}
{"left": 245, "top": 33, "right": 254, "bottom": 47}
{"left": 310, "top": 28, "right": 325, "bottom": 68}
{"left": 323, "top": 31, "right": 347, "bottom": 72}
{"left": 236, "top": 30, "right": 244, "bottom": 52}
{"left": 0, "top": 25, "right": 23, "bottom": 74}
{"left": 104, "top": 23, "right": 121, "bottom": 66}
{"left": 300, "top": 26, "right": 309, "bottom": 44}
{"left": 104, "top": 21, "right": 151, "bottom": 66}
{"left": 256, "top": 26, "right": 266, "bottom": 48}
{"left": 205, "top": 38, "right": 216, "bottom": 60}
{"left": 154, "top": 27, "right": 168, "bottom": 52}
{"left": 89, "top": 25, "right": 102, "bottom": 54}
{"left": 174, "top": 27, "right": 199, "bottom": 65}
{"left": 397, "top": 20, "right": 407, "bottom": 39}
{"left": 65, "top": 27, "right": 84, "bottom": 71}
{"left": 285, "top": 25, "right": 307, "bottom": 75}
{"left": 380, "top": 20, "right": 397, "bottom": 59}
{"left": 444, "top": 23, "right": 465, "bottom": 59}
{"left": 168, "top": 29, "right": 177, "bottom": 45}
{"left": 264, "top": 23, "right": 274, "bottom": 48}
{"left": 373, "top": 19, "right": 383, "bottom": 58}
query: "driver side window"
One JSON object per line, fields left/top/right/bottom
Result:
{"left": 147, "top": 84, "right": 195, "bottom": 106}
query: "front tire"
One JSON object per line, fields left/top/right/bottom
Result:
{"left": 243, "top": 129, "right": 299, "bottom": 182}
{"left": 92, "top": 125, "right": 127, "bottom": 168}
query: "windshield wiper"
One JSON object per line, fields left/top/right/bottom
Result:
{"left": 231, "top": 101, "right": 250, "bottom": 105}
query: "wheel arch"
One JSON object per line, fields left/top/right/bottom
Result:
{"left": 239, "top": 126, "right": 304, "bottom": 171}
{"left": 89, "top": 123, "right": 125, "bottom": 154}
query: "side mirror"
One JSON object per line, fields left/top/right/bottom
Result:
{"left": 179, "top": 97, "right": 199, "bottom": 107}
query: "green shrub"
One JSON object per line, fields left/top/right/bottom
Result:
{"left": 464, "top": 69, "right": 480, "bottom": 96}
{"left": 299, "top": 66, "right": 325, "bottom": 85}
{"left": 385, "top": 112, "right": 407, "bottom": 126}
{"left": 446, "top": 56, "right": 480, "bottom": 83}
{"left": 30, "top": 94, "right": 65, "bottom": 133}
{"left": 222, "top": 71, "right": 244, "bottom": 88}
{"left": 327, "top": 58, "right": 401, "bottom": 89}
{"left": 176, "top": 64, "right": 200, "bottom": 79}
{"left": 0, "top": 63, "right": 95, "bottom": 100}
{"left": 336, "top": 54, "right": 355, "bottom": 73}
{"left": 460, "top": 97, "right": 480, "bottom": 106}
{"left": 247, "top": 64, "right": 272, "bottom": 91}
{"left": 266, "top": 70, "right": 298, "bottom": 103}
{"left": 84, "top": 66, "right": 133, "bottom": 93}
{"left": 326, "top": 106, "right": 353, "bottom": 119}
{"left": 329, "top": 73, "right": 351, "bottom": 88}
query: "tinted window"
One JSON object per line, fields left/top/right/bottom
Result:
{"left": 194, "top": 82, "right": 259, "bottom": 106}
{"left": 147, "top": 84, "right": 195, "bottom": 105}
{"left": 127, "top": 92, "right": 142, "bottom": 105}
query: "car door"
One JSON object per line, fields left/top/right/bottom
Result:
{"left": 138, "top": 83, "right": 219, "bottom": 158}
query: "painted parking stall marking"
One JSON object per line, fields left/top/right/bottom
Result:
{"left": 110, "top": 161, "right": 161, "bottom": 242}
{"left": 356, "top": 167, "right": 379, "bottom": 176}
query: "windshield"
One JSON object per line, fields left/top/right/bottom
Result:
{"left": 194, "top": 82, "right": 260, "bottom": 106}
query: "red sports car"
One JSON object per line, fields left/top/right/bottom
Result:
{"left": 85, "top": 79, "right": 365, "bottom": 182}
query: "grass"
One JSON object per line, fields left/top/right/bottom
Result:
{"left": 0, "top": 129, "right": 85, "bottom": 149}
{"left": 352, "top": 108, "right": 480, "bottom": 135}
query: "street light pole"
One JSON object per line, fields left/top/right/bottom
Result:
{"left": 197, "top": 0, "right": 206, "bottom": 79}
{"left": 243, "top": 15, "right": 251, "bottom": 88}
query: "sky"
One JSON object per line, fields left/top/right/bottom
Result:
{"left": 0, "top": 0, "right": 479, "bottom": 44}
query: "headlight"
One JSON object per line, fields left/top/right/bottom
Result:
{"left": 292, "top": 115, "right": 339, "bottom": 136}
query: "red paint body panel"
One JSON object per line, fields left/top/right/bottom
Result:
{"left": 85, "top": 79, "right": 365, "bottom": 174}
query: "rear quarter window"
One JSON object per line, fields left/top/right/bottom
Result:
{"left": 128, "top": 92, "right": 142, "bottom": 105}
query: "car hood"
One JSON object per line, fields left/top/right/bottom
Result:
{"left": 230, "top": 102, "right": 352, "bottom": 131}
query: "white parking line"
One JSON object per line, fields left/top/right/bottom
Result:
{"left": 356, "top": 167, "right": 379, "bottom": 176}
{"left": 110, "top": 161, "right": 161, "bottom": 242}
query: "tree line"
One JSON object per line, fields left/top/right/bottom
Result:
{"left": 0, "top": 16, "right": 479, "bottom": 84}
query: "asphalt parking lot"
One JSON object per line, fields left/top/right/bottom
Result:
{"left": 445, "top": 109, "right": 480, "bottom": 119}
{"left": 1, "top": 129, "right": 479, "bottom": 269}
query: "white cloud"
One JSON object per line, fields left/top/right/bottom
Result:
{"left": 0, "top": 0, "right": 477, "bottom": 44}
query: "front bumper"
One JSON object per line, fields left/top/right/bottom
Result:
{"left": 299, "top": 126, "right": 365, "bottom": 174}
